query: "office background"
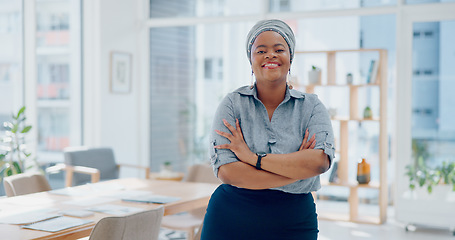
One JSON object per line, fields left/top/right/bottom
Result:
{"left": 0, "top": 0, "right": 455, "bottom": 234}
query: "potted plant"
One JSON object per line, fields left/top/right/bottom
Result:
{"left": 308, "top": 65, "right": 322, "bottom": 84}
{"left": 0, "top": 106, "right": 39, "bottom": 178}
{"left": 363, "top": 106, "right": 373, "bottom": 119}
{"left": 405, "top": 156, "right": 455, "bottom": 195}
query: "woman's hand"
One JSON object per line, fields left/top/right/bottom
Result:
{"left": 214, "top": 119, "right": 255, "bottom": 162}
{"left": 299, "top": 129, "right": 316, "bottom": 151}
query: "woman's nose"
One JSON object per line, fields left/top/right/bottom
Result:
{"left": 265, "top": 51, "right": 277, "bottom": 59}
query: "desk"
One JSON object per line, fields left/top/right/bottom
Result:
{"left": 149, "top": 172, "right": 185, "bottom": 181}
{"left": 0, "top": 178, "right": 218, "bottom": 240}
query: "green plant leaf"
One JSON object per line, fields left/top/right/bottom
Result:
{"left": 419, "top": 178, "right": 426, "bottom": 187}
{"left": 16, "top": 106, "right": 26, "bottom": 119}
{"left": 13, "top": 161, "right": 22, "bottom": 174}
{"left": 427, "top": 185, "right": 432, "bottom": 193}
{"left": 11, "top": 123, "right": 18, "bottom": 133}
{"left": 21, "top": 125, "right": 32, "bottom": 133}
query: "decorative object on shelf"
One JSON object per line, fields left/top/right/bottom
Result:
{"left": 159, "top": 161, "right": 181, "bottom": 179}
{"left": 328, "top": 161, "right": 339, "bottom": 183}
{"left": 357, "top": 158, "right": 371, "bottom": 184}
{"left": 346, "top": 73, "right": 353, "bottom": 84}
{"left": 308, "top": 65, "right": 322, "bottom": 84}
{"left": 363, "top": 106, "right": 373, "bottom": 119}
{"left": 366, "top": 60, "right": 379, "bottom": 84}
{"left": 110, "top": 51, "right": 132, "bottom": 94}
{"left": 0, "top": 106, "right": 40, "bottom": 179}
{"left": 327, "top": 107, "right": 337, "bottom": 119}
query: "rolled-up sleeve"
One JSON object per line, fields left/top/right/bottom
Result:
{"left": 209, "top": 94, "right": 240, "bottom": 177}
{"left": 306, "top": 95, "right": 336, "bottom": 166}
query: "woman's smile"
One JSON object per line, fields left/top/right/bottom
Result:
{"left": 262, "top": 61, "right": 281, "bottom": 69}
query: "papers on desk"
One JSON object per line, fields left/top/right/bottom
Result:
{"left": 22, "top": 216, "right": 93, "bottom": 232}
{"left": 64, "top": 197, "right": 115, "bottom": 206}
{"left": 122, "top": 194, "right": 181, "bottom": 204}
{"left": 87, "top": 204, "right": 144, "bottom": 216}
{"left": 49, "top": 183, "right": 126, "bottom": 196}
{"left": 0, "top": 209, "right": 59, "bottom": 225}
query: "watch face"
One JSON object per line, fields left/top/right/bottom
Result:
{"left": 257, "top": 152, "right": 267, "bottom": 157}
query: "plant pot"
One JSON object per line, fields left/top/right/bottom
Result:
{"left": 414, "top": 185, "right": 452, "bottom": 200}
{"left": 160, "top": 164, "right": 174, "bottom": 178}
{"left": 308, "top": 70, "right": 322, "bottom": 84}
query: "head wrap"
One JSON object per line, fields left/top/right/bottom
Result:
{"left": 246, "top": 19, "right": 296, "bottom": 65}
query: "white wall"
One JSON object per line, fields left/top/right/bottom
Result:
{"left": 83, "top": 0, "right": 149, "bottom": 176}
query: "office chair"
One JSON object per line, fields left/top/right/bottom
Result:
{"left": 3, "top": 172, "right": 52, "bottom": 197}
{"left": 3, "top": 168, "right": 100, "bottom": 197}
{"left": 63, "top": 146, "right": 150, "bottom": 187}
{"left": 161, "top": 163, "right": 220, "bottom": 240}
{"left": 86, "top": 206, "right": 164, "bottom": 240}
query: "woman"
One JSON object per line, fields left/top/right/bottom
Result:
{"left": 201, "top": 19, "right": 335, "bottom": 240}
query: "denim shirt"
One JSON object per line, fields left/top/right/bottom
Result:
{"left": 209, "top": 85, "right": 335, "bottom": 194}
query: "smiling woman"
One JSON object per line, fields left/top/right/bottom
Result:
{"left": 200, "top": 19, "right": 335, "bottom": 240}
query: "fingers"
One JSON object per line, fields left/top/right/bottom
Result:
{"left": 235, "top": 119, "right": 244, "bottom": 138}
{"left": 309, "top": 137, "right": 316, "bottom": 149}
{"left": 214, "top": 129, "right": 232, "bottom": 140}
{"left": 214, "top": 143, "right": 230, "bottom": 149}
{"left": 223, "top": 119, "right": 241, "bottom": 136}
{"left": 300, "top": 131, "right": 316, "bottom": 150}
{"left": 299, "top": 129, "right": 309, "bottom": 150}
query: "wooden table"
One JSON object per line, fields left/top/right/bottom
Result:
{"left": 0, "top": 178, "right": 218, "bottom": 240}
{"left": 149, "top": 172, "right": 185, "bottom": 181}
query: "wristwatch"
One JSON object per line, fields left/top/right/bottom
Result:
{"left": 255, "top": 152, "right": 267, "bottom": 170}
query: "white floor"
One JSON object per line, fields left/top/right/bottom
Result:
{"left": 317, "top": 201, "right": 454, "bottom": 240}
{"left": 159, "top": 207, "right": 455, "bottom": 240}
{"left": 319, "top": 218, "right": 454, "bottom": 240}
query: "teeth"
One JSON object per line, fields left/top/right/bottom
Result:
{"left": 264, "top": 63, "right": 278, "bottom": 67}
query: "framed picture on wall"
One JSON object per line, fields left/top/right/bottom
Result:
{"left": 110, "top": 51, "right": 132, "bottom": 93}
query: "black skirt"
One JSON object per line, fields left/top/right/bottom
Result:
{"left": 201, "top": 184, "right": 318, "bottom": 240}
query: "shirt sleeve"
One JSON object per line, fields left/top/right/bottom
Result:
{"left": 209, "top": 94, "right": 240, "bottom": 177}
{"left": 306, "top": 95, "right": 336, "bottom": 166}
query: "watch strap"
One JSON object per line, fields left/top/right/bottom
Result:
{"left": 255, "top": 153, "right": 266, "bottom": 170}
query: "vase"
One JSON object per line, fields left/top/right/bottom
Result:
{"left": 363, "top": 106, "right": 372, "bottom": 119}
{"left": 357, "top": 158, "right": 371, "bottom": 184}
{"left": 346, "top": 73, "right": 353, "bottom": 84}
{"left": 308, "top": 70, "right": 322, "bottom": 84}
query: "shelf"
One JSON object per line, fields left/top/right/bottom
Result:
{"left": 298, "top": 48, "right": 388, "bottom": 224}
{"left": 330, "top": 117, "right": 380, "bottom": 122}
{"left": 321, "top": 181, "right": 380, "bottom": 189}
{"left": 307, "top": 83, "right": 380, "bottom": 87}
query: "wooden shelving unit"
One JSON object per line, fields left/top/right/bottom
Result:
{"left": 296, "top": 49, "right": 388, "bottom": 224}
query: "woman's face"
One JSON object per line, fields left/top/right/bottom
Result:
{"left": 251, "top": 31, "right": 291, "bottom": 85}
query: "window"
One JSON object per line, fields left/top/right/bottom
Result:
{"left": 269, "top": 0, "right": 397, "bottom": 12}
{"left": 35, "top": 0, "right": 82, "bottom": 162}
{"left": 411, "top": 20, "right": 455, "bottom": 168}
{"left": 149, "top": 0, "right": 263, "bottom": 18}
{"left": 0, "top": 0, "right": 23, "bottom": 128}
{"left": 149, "top": 22, "right": 254, "bottom": 171}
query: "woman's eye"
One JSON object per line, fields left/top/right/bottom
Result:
{"left": 276, "top": 49, "right": 284, "bottom": 53}
{"left": 257, "top": 51, "right": 265, "bottom": 54}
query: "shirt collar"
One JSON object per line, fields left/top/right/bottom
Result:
{"left": 236, "top": 84, "right": 305, "bottom": 101}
